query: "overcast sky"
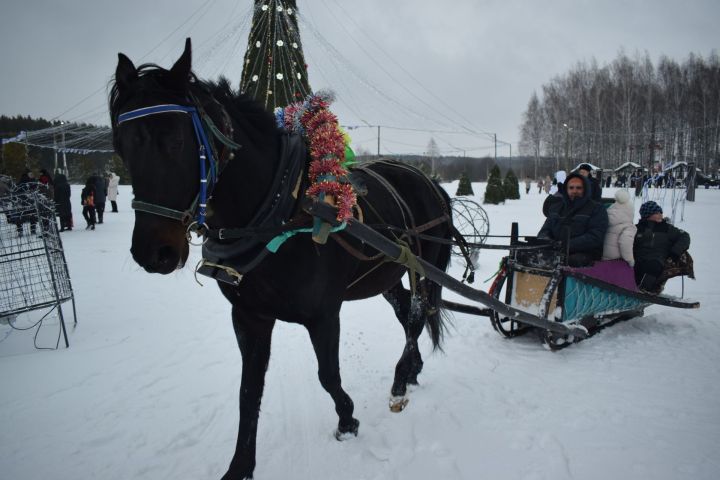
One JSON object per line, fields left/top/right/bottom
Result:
{"left": 1, "top": 0, "right": 718, "bottom": 156}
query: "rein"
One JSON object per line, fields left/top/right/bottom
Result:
{"left": 116, "top": 102, "right": 241, "bottom": 233}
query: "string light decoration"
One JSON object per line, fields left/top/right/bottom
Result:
{"left": 276, "top": 91, "right": 356, "bottom": 222}
{"left": 240, "top": 0, "right": 312, "bottom": 111}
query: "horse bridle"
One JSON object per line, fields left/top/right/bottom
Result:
{"left": 116, "top": 100, "right": 241, "bottom": 236}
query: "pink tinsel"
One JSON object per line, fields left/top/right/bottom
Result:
{"left": 281, "top": 92, "right": 356, "bottom": 221}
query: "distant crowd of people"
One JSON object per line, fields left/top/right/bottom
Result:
{"left": 525, "top": 168, "right": 693, "bottom": 202}
{"left": 0, "top": 169, "right": 120, "bottom": 234}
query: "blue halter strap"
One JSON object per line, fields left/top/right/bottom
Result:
{"left": 117, "top": 103, "right": 221, "bottom": 229}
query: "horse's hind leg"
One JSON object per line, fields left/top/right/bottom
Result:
{"left": 383, "top": 280, "right": 426, "bottom": 407}
{"left": 306, "top": 312, "right": 359, "bottom": 440}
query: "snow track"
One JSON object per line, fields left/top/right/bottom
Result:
{"left": 1, "top": 184, "right": 718, "bottom": 479}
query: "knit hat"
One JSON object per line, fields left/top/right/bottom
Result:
{"left": 639, "top": 201, "right": 663, "bottom": 218}
{"left": 577, "top": 163, "right": 593, "bottom": 173}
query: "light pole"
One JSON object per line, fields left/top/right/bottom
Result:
{"left": 61, "top": 121, "right": 68, "bottom": 175}
{"left": 563, "top": 123, "right": 572, "bottom": 172}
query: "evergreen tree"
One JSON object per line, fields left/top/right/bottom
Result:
{"left": 240, "top": 0, "right": 312, "bottom": 111}
{"left": 108, "top": 154, "right": 131, "bottom": 184}
{"left": 455, "top": 171, "right": 474, "bottom": 196}
{"left": 503, "top": 168, "right": 520, "bottom": 199}
{"left": 484, "top": 164, "right": 505, "bottom": 204}
{"left": 0, "top": 142, "right": 41, "bottom": 181}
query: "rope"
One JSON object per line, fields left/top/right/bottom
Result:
{"left": 393, "top": 240, "right": 425, "bottom": 294}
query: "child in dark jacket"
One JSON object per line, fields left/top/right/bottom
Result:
{"left": 633, "top": 201, "right": 691, "bottom": 292}
{"left": 81, "top": 180, "right": 97, "bottom": 230}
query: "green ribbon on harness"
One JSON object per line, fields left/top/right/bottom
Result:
{"left": 266, "top": 222, "right": 347, "bottom": 253}
{"left": 393, "top": 240, "right": 426, "bottom": 294}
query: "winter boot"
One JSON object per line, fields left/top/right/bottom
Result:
{"left": 639, "top": 274, "right": 658, "bottom": 293}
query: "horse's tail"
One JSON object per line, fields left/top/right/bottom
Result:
{"left": 424, "top": 244, "right": 451, "bottom": 351}
{"left": 424, "top": 181, "right": 453, "bottom": 351}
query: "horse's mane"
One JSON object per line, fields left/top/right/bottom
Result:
{"left": 203, "top": 77, "right": 280, "bottom": 142}
{"left": 109, "top": 64, "right": 279, "bottom": 142}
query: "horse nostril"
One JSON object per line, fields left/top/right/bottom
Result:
{"left": 156, "top": 246, "right": 180, "bottom": 272}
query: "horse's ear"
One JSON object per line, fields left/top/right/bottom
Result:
{"left": 169, "top": 38, "right": 192, "bottom": 88}
{"left": 115, "top": 53, "right": 138, "bottom": 90}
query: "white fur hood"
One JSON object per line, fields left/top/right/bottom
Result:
{"left": 607, "top": 189, "right": 634, "bottom": 225}
{"left": 602, "top": 189, "right": 636, "bottom": 265}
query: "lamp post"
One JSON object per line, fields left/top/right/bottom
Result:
{"left": 60, "top": 121, "right": 68, "bottom": 175}
{"left": 563, "top": 123, "right": 572, "bottom": 172}
{"left": 53, "top": 127, "right": 58, "bottom": 173}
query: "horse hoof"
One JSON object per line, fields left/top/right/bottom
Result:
{"left": 334, "top": 418, "right": 359, "bottom": 441}
{"left": 334, "top": 429, "right": 357, "bottom": 441}
{"left": 389, "top": 396, "right": 409, "bottom": 412}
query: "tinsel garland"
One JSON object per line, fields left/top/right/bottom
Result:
{"left": 275, "top": 90, "right": 356, "bottom": 221}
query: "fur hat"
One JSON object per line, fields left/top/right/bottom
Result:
{"left": 614, "top": 189, "right": 630, "bottom": 205}
{"left": 577, "top": 163, "right": 593, "bottom": 173}
{"left": 639, "top": 200, "right": 663, "bottom": 218}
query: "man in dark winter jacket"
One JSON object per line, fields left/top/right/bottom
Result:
{"left": 577, "top": 163, "right": 602, "bottom": 201}
{"left": 537, "top": 172, "right": 609, "bottom": 267}
{"left": 633, "top": 201, "right": 691, "bottom": 292}
{"left": 54, "top": 173, "right": 73, "bottom": 231}
{"left": 89, "top": 173, "right": 107, "bottom": 224}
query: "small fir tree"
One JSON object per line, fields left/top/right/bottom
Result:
{"left": 484, "top": 164, "right": 506, "bottom": 204}
{"left": 503, "top": 168, "right": 521, "bottom": 200}
{"left": 456, "top": 171, "right": 474, "bottom": 196}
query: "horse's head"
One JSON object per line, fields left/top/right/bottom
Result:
{"left": 110, "top": 39, "right": 200, "bottom": 274}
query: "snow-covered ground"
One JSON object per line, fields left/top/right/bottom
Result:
{"left": 2, "top": 183, "right": 719, "bottom": 480}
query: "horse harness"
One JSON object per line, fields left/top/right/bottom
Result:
{"left": 116, "top": 93, "right": 241, "bottom": 234}
{"left": 328, "top": 160, "right": 459, "bottom": 291}
{"left": 117, "top": 97, "right": 461, "bottom": 288}
{"left": 198, "top": 158, "right": 454, "bottom": 288}
{"left": 335, "top": 160, "right": 452, "bottom": 261}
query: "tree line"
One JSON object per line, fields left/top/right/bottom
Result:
{"left": 355, "top": 154, "right": 525, "bottom": 182}
{"left": 518, "top": 51, "right": 720, "bottom": 176}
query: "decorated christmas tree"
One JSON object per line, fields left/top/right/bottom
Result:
{"left": 455, "top": 171, "right": 474, "bottom": 196}
{"left": 503, "top": 168, "right": 520, "bottom": 200}
{"left": 240, "top": 0, "right": 312, "bottom": 111}
{"left": 484, "top": 165, "right": 506, "bottom": 204}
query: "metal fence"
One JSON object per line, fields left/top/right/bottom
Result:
{"left": 0, "top": 184, "right": 77, "bottom": 348}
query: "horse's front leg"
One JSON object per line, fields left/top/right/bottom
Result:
{"left": 222, "top": 307, "right": 275, "bottom": 480}
{"left": 306, "top": 312, "right": 359, "bottom": 439}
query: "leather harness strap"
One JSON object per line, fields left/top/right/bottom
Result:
{"left": 331, "top": 214, "right": 450, "bottom": 262}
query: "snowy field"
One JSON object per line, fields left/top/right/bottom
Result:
{"left": 1, "top": 182, "right": 719, "bottom": 480}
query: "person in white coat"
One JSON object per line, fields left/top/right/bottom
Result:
{"left": 602, "top": 189, "right": 636, "bottom": 266}
{"left": 107, "top": 172, "right": 120, "bottom": 212}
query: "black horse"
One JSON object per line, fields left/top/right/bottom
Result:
{"left": 110, "top": 39, "right": 455, "bottom": 479}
